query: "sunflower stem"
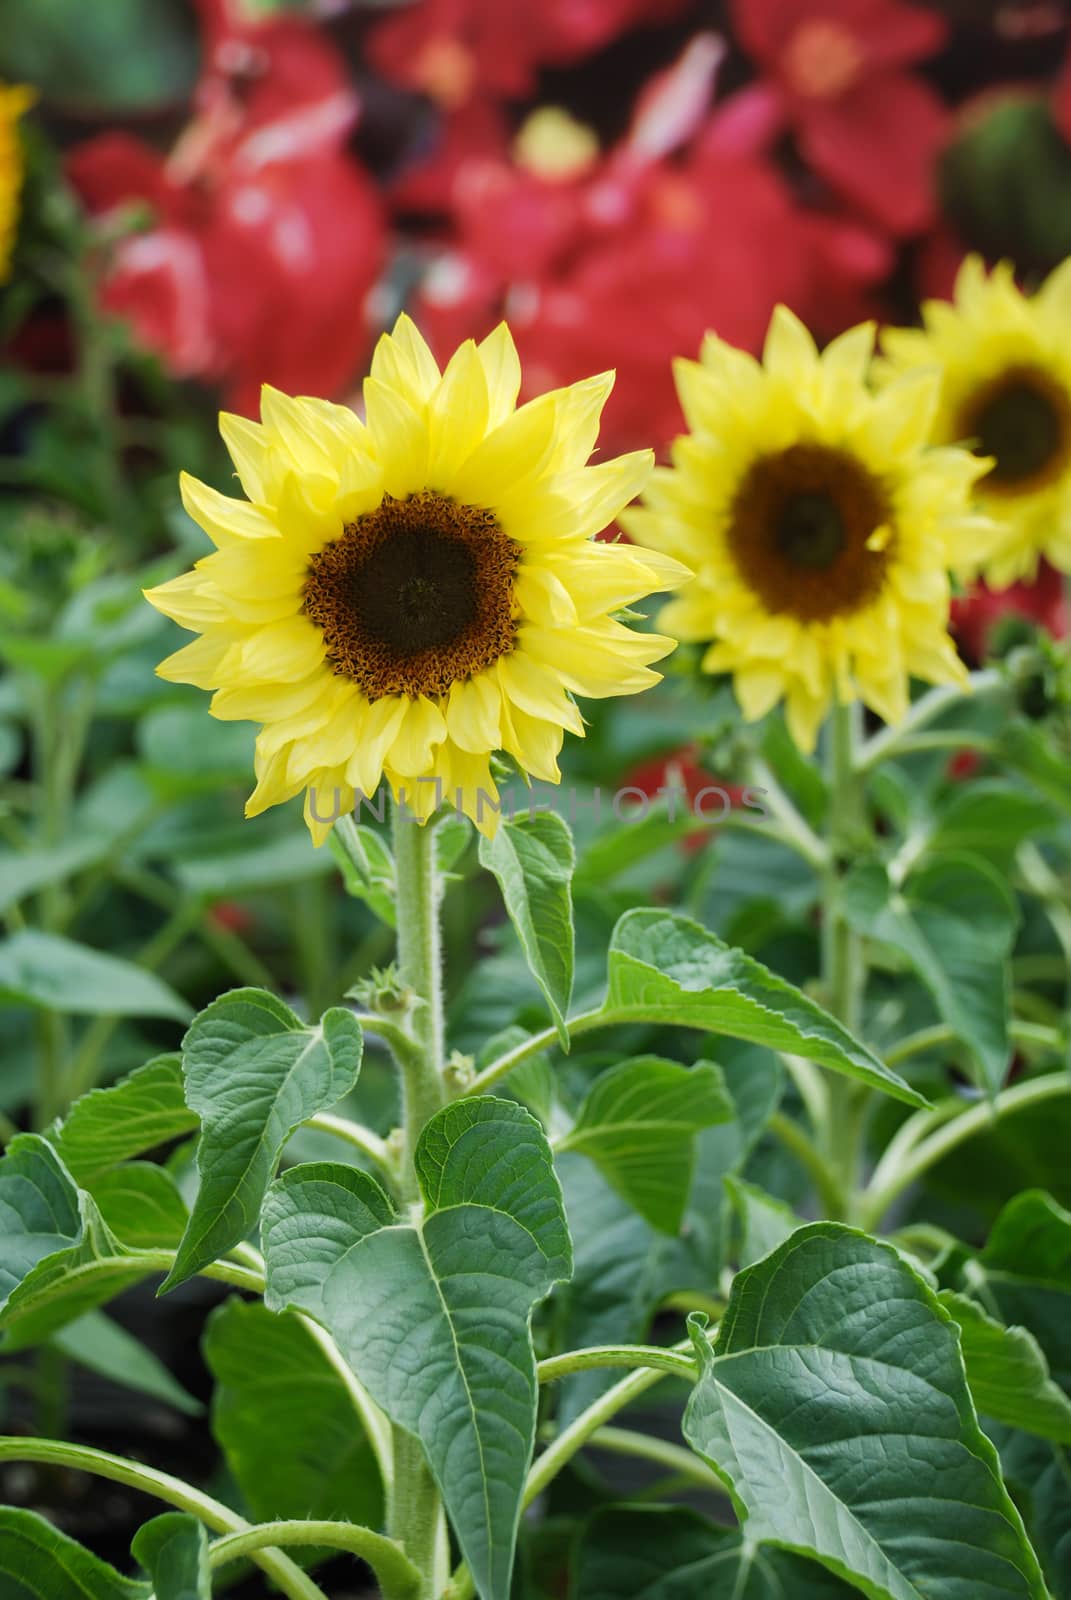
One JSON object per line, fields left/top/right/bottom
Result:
{"left": 388, "top": 800, "right": 448, "bottom": 1596}
{"left": 819, "top": 699, "right": 869, "bottom": 1219}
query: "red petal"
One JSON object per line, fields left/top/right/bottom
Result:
{"left": 66, "top": 134, "right": 173, "bottom": 214}
{"left": 798, "top": 71, "right": 948, "bottom": 235}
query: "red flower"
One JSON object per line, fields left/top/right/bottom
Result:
{"left": 951, "top": 561, "right": 1070, "bottom": 664}
{"left": 68, "top": 11, "right": 384, "bottom": 412}
{"left": 369, "top": 0, "right": 691, "bottom": 104}
{"left": 730, "top": 0, "right": 949, "bottom": 235}
{"left": 410, "top": 37, "right": 891, "bottom": 454}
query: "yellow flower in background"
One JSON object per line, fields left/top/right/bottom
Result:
{"left": 881, "top": 256, "right": 1071, "bottom": 586}
{"left": 146, "top": 316, "right": 685, "bottom": 840}
{"left": 0, "top": 84, "right": 34, "bottom": 283}
{"left": 622, "top": 308, "right": 992, "bottom": 753}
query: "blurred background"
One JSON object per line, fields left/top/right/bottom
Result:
{"left": 2, "top": 1, "right": 1071, "bottom": 1588}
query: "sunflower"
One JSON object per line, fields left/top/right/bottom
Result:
{"left": 0, "top": 84, "right": 34, "bottom": 283}
{"left": 621, "top": 307, "right": 993, "bottom": 752}
{"left": 146, "top": 316, "right": 686, "bottom": 840}
{"left": 880, "top": 256, "right": 1071, "bottom": 586}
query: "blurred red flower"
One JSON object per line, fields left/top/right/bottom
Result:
{"left": 951, "top": 561, "right": 1070, "bottom": 664}
{"left": 627, "top": 744, "right": 744, "bottom": 853}
{"left": 68, "top": 7, "right": 384, "bottom": 412}
{"left": 369, "top": 0, "right": 691, "bottom": 104}
{"left": 729, "top": 0, "right": 949, "bottom": 235}
{"left": 409, "top": 37, "right": 891, "bottom": 453}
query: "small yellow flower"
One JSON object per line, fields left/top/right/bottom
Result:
{"left": 881, "top": 255, "right": 1071, "bottom": 586}
{"left": 0, "top": 84, "right": 34, "bottom": 284}
{"left": 622, "top": 308, "right": 992, "bottom": 753}
{"left": 146, "top": 316, "right": 686, "bottom": 840}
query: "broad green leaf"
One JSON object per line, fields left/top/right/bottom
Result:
{"left": 928, "top": 780, "right": 1060, "bottom": 862}
{"left": 52, "top": 1309, "right": 201, "bottom": 1416}
{"left": 264, "top": 1096, "right": 571, "bottom": 1600}
{"left": 175, "top": 828, "right": 331, "bottom": 897}
{"left": 557, "top": 1057, "right": 732, "bottom": 1233}
{"left": 478, "top": 1026, "right": 556, "bottom": 1121}
{"left": 844, "top": 855, "right": 1017, "bottom": 1095}
{"left": 330, "top": 817, "right": 396, "bottom": 926}
{"left": 51, "top": 1056, "right": 195, "bottom": 1183}
{"left": 204, "top": 1298, "right": 384, "bottom": 1536}
{"left": 164, "top": 990, "right": 363, "bottom": 1290}
{"left": 941, "top": 1289, "right": 1071, "bottom": 1443}
{"left": 261, "top": 1163, "right": 395, "bottom": 1320}
{"left": 573, "top": 1505, "right": 859, "bottom": 1600}
{"left": 683, "top": 1224, "right": 1047, "bottom": 1600}
{"left": 131, "top": 1515, "right": 209, "bottom": 1600}
{"left": 0, "top": 1508, "right": 146, "bottom": 1599}
{"left": 998, "top": 723, "right": 1071, "bottom": 819}
{"left": 602, "top": 909, "right": 924, "bottom": 1106}
{"left": 0, "top": 1155, "right": 175, "bottom": 1352}
{"left": 479, "top": 813, "right": 575, "bottom": 1048}
{"left": 725, "top": 1176, "right": 801, "bottom": 1268}
{"left": 976, "top": 1190, "right": 1071, "bottom": 1391}
{"left": 92, "top": 1163, "right": 188, "bottom": 1249}
{"left": 0, "top": 1135, "right": 82, "bottom": 1309}
{"left": 414, "top": 1097, "right": 572, "bottom": 1277}
{"left": 988, "top": 1425, "right": 1071, "bottom": 1600}
{"left": 0, "top": 930, "right": 191, "bottom": 1021}
{"left": 556, "top": 1047, "right": 781, "bottom": 1425}
{"left": 436, "top": 812, "right": 472, "bottom": 874}
{"left": 137, "top": 706, "right": 255, "bottom": 796}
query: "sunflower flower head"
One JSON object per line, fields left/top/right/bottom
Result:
{"left": 146, "top": 316, "right": 686, "bottom": 840}
{"left": 880, "top": 255, "right": 1071, "bottom": 587}
{"left": 0, "top": 84, "right": 34, "bottom": 284}
{"left": 621, "top": 307, "right": 994, "bottom": 753}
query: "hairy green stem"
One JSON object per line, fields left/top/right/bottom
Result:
{"left": 303, "top": 1110, "right": 396, "bottom": 1181}
{"left": 884, "top": 1019, "right": 1063, "bottom": 1071}
{"left": 388, "top": 803, "right": 448, "bottom": 1597}
{"left": 585, "top": 1425, "right": 727, "bottom": 1493}
{"left": 537, "top": 1344, "right": 695, "bottom": 1384}
{"left": 768, "top": 1110, "right": 844, "bottom": 1217}
{"left": 0, "top": 1437, "right": 326, "bottom": 1600}
{"left": 819, "top": 701, "right": 869, "bottom": 1218}
{"left": 860, "top": 1071, "right": 1071, "bottom": 1230}
{"left": 208, "top": 1519, "right": 420, "bottom": 1600}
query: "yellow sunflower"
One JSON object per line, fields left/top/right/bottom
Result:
{"left": 621, "top": 308, "right": 993, "bottom": 753}
{"left": 880, "top": 255, "right": 1071, "bottom": 586}
{"left": 0, "top": 84, "right": 34, "bottom": 283}
{"left": 146, "top": 316, "right": 686, "bottom": 840}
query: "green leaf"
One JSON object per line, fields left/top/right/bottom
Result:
{"left": 91, "top": 1163, "right": 188, "bottom": 1249}
{"left": 557, "top": 1057, "right": 732, "bottom": 1233}
{"left": 0, "top": 837, "right": 111, "bottom": 915}
{"left": 844, "top": 856, "right": 1017, "bottom": 1094}
{"left": 131, "top": 1514, "right": 209, "bottom": 1600}
{"left": 976, "top": 1190, "right": 1071, "bottom": 1391}
{"left": 928, "top": 779, "right": 1060, "bottom": 862}
{"left": 0, "top": 1143, "right": 173, "bottom": 1352}
{"left": 330, "top": 818, "right": 396, "bottom": 926}
{"left": 52, "top": 1309, "right": 201, "bottom": 1416}
{"left": 0, "top": 0, "right": 198, "bottom": 115}
{"left": 988, "top": 1425, "right": 1071, "bottom": 1600}
{"left": 264, "top": 1096, "right": 571, "bottom": 1600}
{"left": 165, "top": 990, "right": 363, "bottom": 1290}
{"left": 50, "top": 1056, "right": 196, "bottom": 1184}
{"left": 572, "top": 1504, "right": 859, "bottom": 1600}
{"left": 683, "top": 1223, "right": 1047, "bottom": 1600}
{"left": 725, "top": 1176, "right": 802, "bottom": 1268}
{"left": 941, "top": 1289, "right": 1071, "bottom": 1443}
{"left": 0, "top": 1508, "right": 146, "bottom": 1599}
{"left": 261, "top": 1163, "right": 395, "bottom": 1320}
{"left": 0, "top": 930, "right": 191, "bottom": 1021}
{"left": 204, "top": 1298, "right": 384, "bottom": 1537}
{"left": 602, "top": 909, "right": 924, "bottom": 1107}
{"left": 556, "top": 1048, "right": 781, "bottom": 1425}
{"left": 479, "top": 813, "right": 575, "bottom": 1048}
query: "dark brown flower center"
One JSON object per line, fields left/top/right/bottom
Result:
{"left": 727, "top": 444, "right": 893, "bottom": 624}
{"left": 958, "top": 365, "right": 1071, "bottom": 493}
{"left": 303, "top": 491, "right": 519, "bottom": 699}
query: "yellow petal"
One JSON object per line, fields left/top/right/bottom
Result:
{"left": 180, "top": 472, "right": 278, "bottom": 547}
{"left": 477, "top": 323, "right": 522, "bottom": 430}
{"left": 446, "top": 672, "right": 503, "bottom": 753}
{"left": 386, "top": 695, "right": 447, "bottom": 775}
{"left": 364, "top": 376, "right": 429, "bottom": 498}
{"left": 427, "top": 339, "right": 489, "bottom": 485}
{"left": 260, "top": 386, "right": 340, "bottom": 481}
{"left": 235, "top": 616, "right": 325, "bottom": 683}
{"left": 219, "top": 412, "right": 279, "bottom": 504}
{"left": 344, "top": 695, "right": 408, "bottom": 795}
